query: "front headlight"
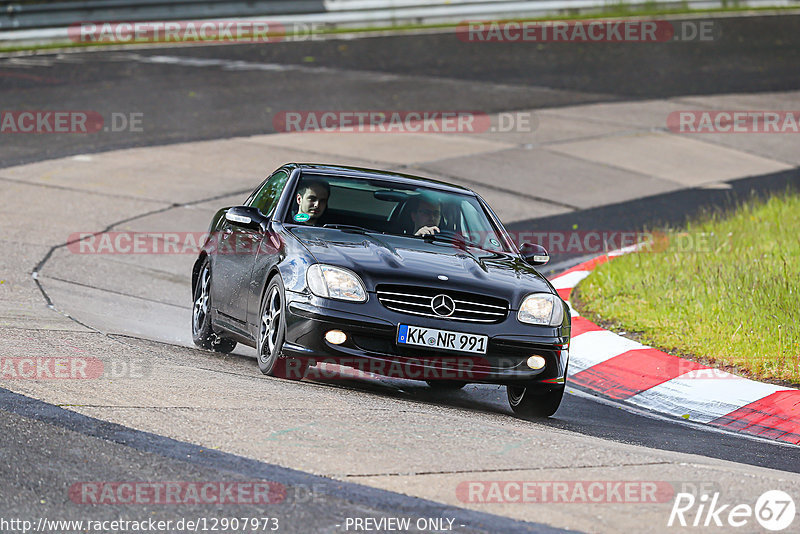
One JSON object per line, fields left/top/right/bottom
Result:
{"left": 518, "top": 293, "right": 564, "bottom": 326}
{"left": 306, "top": 264, "right": 367, "bottom": 302}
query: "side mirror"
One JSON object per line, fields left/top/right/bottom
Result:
{"left": 520, "top": 242, "right": 549, "bottom": 266}
{"left": 225, "top": 206, "right": 268, "bottom": 232}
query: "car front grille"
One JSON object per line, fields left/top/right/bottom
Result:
{"left": 375, "top": 284, "right": 508, "bottom": 323}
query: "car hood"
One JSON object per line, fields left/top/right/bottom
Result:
{"left": 289, "top": 227, "right": 554, "bottom": 308}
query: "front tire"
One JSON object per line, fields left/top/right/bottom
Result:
{"left": 257, "top": 276, "right": 307, "bottom": 380}
{"left": 507, "top": 383, "right": 564, "bottom": 418}
{"left": 192, "top": 259, "right": 236, "bottom": 353}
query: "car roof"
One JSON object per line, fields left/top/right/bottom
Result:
{"left": 291, "top": 163, "right": 476, "bottom": 195}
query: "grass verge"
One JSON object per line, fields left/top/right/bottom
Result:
{"left": 573, "top": 191, "right": 800, "bottom": 387}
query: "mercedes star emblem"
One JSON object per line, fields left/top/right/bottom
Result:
{"left": 431, "top": 294, "right": 456, "bottom": 317}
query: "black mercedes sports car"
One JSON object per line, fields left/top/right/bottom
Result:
{"left": 192, "top": 164, "right": 571, "bottom": 416}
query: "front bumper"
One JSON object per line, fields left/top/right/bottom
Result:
{"left": 282, "top": 291, "right": 570, "bottom": 385}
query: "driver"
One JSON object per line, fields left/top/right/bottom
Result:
{"left": 409, "top": 193, "right": 442, "bottom": 236}
{"left": 294, "top": 179, "right": 330, "bottom": 226}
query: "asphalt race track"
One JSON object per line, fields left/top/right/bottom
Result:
{"left": 3, "top": 14, "right": 800, "bottom": 167}
{"left": 1, "top": 13, "right": 800, "bottom": 534}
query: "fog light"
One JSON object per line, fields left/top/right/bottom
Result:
{"left": 527, "top": 355, "right": 547, "bottom": 370}
{"left": 325, "top": 330, "right": 347, "bottom": 345}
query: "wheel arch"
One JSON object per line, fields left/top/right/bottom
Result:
{"left": 261, "top": 267, "right": 283, "bottom": 302}
{"left": 191, "top": 252, "right": 208, "bottom": 298}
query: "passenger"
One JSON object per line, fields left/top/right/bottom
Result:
{"left": 294, "top": 179, "right": 330, "bottom": 226}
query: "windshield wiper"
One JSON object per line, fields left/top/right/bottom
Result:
{"left": 415, "top": 232, "right": 482, "bottom": 249}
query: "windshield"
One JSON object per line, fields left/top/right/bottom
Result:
{"left": 284, "top": 174, "right": 513, "bottom": 253}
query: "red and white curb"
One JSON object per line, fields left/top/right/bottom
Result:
{"left": 550, "top": 250, "right": 800, "bottom": 446}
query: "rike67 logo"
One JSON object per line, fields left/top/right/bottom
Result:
{"left": 669, "top": 490, "right": 796, "bottom": 531}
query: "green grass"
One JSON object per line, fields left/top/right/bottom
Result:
{"left": 574, "top": 192, "right": 800, "bottom": 387}
{"left": 2, "top": 5, "right": 799, "bottom": 53}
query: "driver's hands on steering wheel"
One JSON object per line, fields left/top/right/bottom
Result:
{"left": 414, "top": 226, "right": 440, "bottom": 236}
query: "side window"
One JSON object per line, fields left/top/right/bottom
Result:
{"left": 249, "top": 170, "right": 289, "bottom": 217}
{"left": 461, "top": 200, "right": 504, "bottom": 251}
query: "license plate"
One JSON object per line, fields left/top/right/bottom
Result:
{"left": 397, "top": 324, "right": 488, "bottom": 354}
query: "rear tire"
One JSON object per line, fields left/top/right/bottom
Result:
{"left": 506, "top": 383, "right": 564, "bottom": 418}
{"left": 192, "top": 259, "right": 236, "bottom": 353}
